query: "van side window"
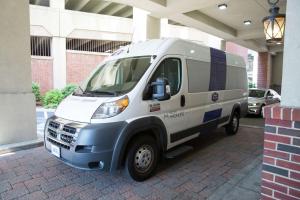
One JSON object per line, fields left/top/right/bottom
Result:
{"left": 187, "top": 59, "right": 210, "bottom": 93}
{"left": 151, "top": 58, "right": 181, "bottom": 96}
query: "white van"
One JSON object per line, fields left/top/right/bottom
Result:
{"left": 45, "top": 38, "right": 248, "bottom": 181}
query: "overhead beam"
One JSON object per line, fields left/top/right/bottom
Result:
{"left": 149, "top": 0, "right": 166, "bottom": 7}
{"left": 91, "top": 1, "right": 112, "bottom": 13}
{"left": 104, "top": 4, "right": 127, "bottom": 15}
{"left": 237, "top": 28, "right": 265, "bottom": 40}
{"left": 119, "top": 7, "right": 133, "bottom": 18}
{"left": 184, "top": 11, "right": 236, "bottom": 37}
{"left": 73, "top": 0, "right": 90, "bottom": 11}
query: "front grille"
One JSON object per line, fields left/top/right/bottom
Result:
{"left": 63, "top": 125, "right": 76, "bottom": 134}
{"left": 47, "top": 120, "right": 78, "bottom": 149}
{"left": 60, "top": 134, "right": 73, "bottom": 143}
{"left": 47, "top": 137, "right": 70, "bottom": 150}
{"left": 48, "top": 128, "right": 57, "bottom": 138}
{"left": 49, "top": 121, "right": 60, "bottom": 129}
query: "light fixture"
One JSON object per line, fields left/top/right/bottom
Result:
{"left": 244, "top": 20, "right": 252, "bottom": 25}
{"left": 262, "top": 0, "right": 285, "bottom": 44}
{"left": 218, "top": 4, "right": 227, "bottom": 10}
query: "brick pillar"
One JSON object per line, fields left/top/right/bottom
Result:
{"left": 261, "top": 104, "right": 300, "bottom": 199}
{"left": 257, "top": 52, "right": 271, "bottom": 89}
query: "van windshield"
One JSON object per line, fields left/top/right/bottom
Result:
{"left": 82, "top": 56, "right": 151, "bottom": 96}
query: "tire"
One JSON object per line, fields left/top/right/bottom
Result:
{"left": 225, "top": 111, "right": 240, "bottom": 135}
{"left": 125, "top": 135, "right": 159, "bottom": 181}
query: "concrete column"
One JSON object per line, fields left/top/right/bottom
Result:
{"left": 132, "top": 8, "right": 160, "bottom": 43}
{"left": 281, "top": 0, "right": 300, "bottom": 107}
{"left": 160, "top": 18, "right": 169, "bottom": 38}
{"left": 52, "top": 37, "right": 67, "bottom": 89}
{"left": 50, "top": 0, "right": 67, "bottom": 89}
{"left": 0, "top": 1, "right": 36, "bottom": 145}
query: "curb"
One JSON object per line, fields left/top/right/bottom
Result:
{"left": 0, "top": 139, "right": 44, "bottom": 155}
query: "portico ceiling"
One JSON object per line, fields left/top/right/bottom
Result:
{"left": 30, "top": 0, "right": 286, "bottom": 52}
{"left": 109, "top": 0, "right": 286, "bottom": 52}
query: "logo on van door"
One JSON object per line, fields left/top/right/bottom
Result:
{"left": 149, "top": 103, "right": 161, "bottom": 112}
{"left": 211, "top": 92, "right": 219, "bottom": 102}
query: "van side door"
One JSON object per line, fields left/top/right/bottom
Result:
{"left": 144, "top": 56, "right": 188, "bottom": 149}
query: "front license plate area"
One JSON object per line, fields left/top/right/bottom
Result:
{"left": 51, "top": 144, "right": 60, "bottom": 158}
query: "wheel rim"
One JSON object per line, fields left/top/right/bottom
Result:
{"left": 232, "top": 115, "right": 239, "bottom": 132}
{"left": 134, "top": 144, "right": 154, "bottom": 173}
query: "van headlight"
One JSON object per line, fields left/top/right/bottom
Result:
{"left": 92, "top": 96, "right": 129, "bottom": 119}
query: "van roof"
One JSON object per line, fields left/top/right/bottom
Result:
{"left": 108, "top": 38, "right": 246, "bottom": 68}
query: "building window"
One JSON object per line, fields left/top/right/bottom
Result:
{"left": 66, "top": 39, "right": 131, "bottom": 54}
{"left": 30, "top": 36, "right": 51, "bottom": 57}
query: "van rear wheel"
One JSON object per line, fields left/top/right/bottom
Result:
{"left": 125, "top": 135, "right": 159, "bottom": 181}
{"left": 225, "top": 111, "right": 240, "bottom": 135}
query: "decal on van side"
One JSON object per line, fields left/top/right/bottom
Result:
{"left": 203, "top": 108, "right": 222, "bottom": 123}
{"left": 149, "top": 103, "right": 160, "bottom": 112}
{"left": 211, "top": 92, "right": 219, "bottom": 102}
{"left": 164, "top": 111, "right": 184, "bottom": 119}
{"left": 209, "top": 48, "right": 227, "bottom": 91}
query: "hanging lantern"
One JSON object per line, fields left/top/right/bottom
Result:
{"left": 262, "top": 0, "right": 285, "bottom": 44}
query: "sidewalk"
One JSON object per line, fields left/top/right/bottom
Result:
{"left": 0, "top": 126, "right": 264, "bottom": 199}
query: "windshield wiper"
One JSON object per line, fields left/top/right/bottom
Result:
{"left": 89, "top": 90, "right": 118, "bottom": 96}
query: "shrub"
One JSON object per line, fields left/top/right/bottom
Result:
{"left": 248, "top": 82, "right": 256, "bottom": 89}
{"left": 32, "top": 82, "right": 42, "bottom": 102}
{"left": 62, "top": 84, "right": 78, "bottom": 98}
{"left": 43, "top": 89, "right": 64, "bottom": 108}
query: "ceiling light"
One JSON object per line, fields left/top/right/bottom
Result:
{"left": 244, "top": 20, "right": 252, "bottom": 25}
{"left": 262, "top": 0, "right": 285, "bottom": 44}
{"left": 218, "top": 4, "right": 227, "bottom": 10}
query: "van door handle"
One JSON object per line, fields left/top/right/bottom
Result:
{"left": 181, "top": 95, "right": 185, "bottom": 107}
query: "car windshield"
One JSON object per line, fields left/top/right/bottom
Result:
{"left": 81, "top": 56, "right": 151, "bottom": 96}
{"left": 249, "top": 90, "right": 265, "bottom": 98}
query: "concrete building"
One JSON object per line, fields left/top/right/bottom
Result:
{"left": 29, "top": 0, "right": 229, "bottom": 93}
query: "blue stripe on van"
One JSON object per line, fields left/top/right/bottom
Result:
{"left": 209, "top": 48, "right": 227, "bottom": 91}
{"left": 203, "top": 108, "right": 222, "bottom": 123}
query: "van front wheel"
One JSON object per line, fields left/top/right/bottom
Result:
{"left": 125, "top": 135, "right": 159, "bottom": 181}
{"left": 225, "top": 111, "right": 240, "bottom": 135}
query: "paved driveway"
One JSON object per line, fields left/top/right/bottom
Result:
{"left": 0, "top": 126, "right": 263, "bottom": 200}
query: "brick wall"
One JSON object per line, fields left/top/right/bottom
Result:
{"left": 31, "top": 57, "right": 53, "bottom": 94}
{"left": 258, "top": 52, "right": 269, "bottom": 89}
{"left": 261, "top": 104, "right": 300, "bottom": 200}
{"left": 66, "top": 51, "right": 107, "bottom": 85}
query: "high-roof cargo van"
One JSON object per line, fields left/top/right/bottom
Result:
{"left": 45, "top": 38, "right": 248, "bottom": 181}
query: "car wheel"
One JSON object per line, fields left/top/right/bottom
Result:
{"left": 225, "top": 111, "right": 240, "bottom": 135}
{"left": 125, "top": 135, "right": 159, "bottom": 181}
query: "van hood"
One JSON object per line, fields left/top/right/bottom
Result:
{"left": 55, "top": 95, "right": 111, "bottom": 123}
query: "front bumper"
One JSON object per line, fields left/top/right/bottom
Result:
{"left": 247, "top": 105, "right": 261, "bottom": 115}
{"left": 44, "top": 116, "right": 126, "bottom": 171}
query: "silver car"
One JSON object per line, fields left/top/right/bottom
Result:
{"left": 248, "top": 88, "right": 281, "bottom": 116}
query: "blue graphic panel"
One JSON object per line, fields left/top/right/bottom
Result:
{"left": 209, "top": 48, "right": 227, "bottom": 91}
{"left": 203, "top": 108, "right": 222, "bottom": 123}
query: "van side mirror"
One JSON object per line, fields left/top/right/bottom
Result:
{"left": 151, "top": 78, "right": 171, "bottom": 101}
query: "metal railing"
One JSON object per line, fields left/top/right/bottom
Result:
{"left": 30, "top": 36, "right": 52, "bottom": 57}
{"left": 66, "top": 38, "right": 131, "bottom": 53}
